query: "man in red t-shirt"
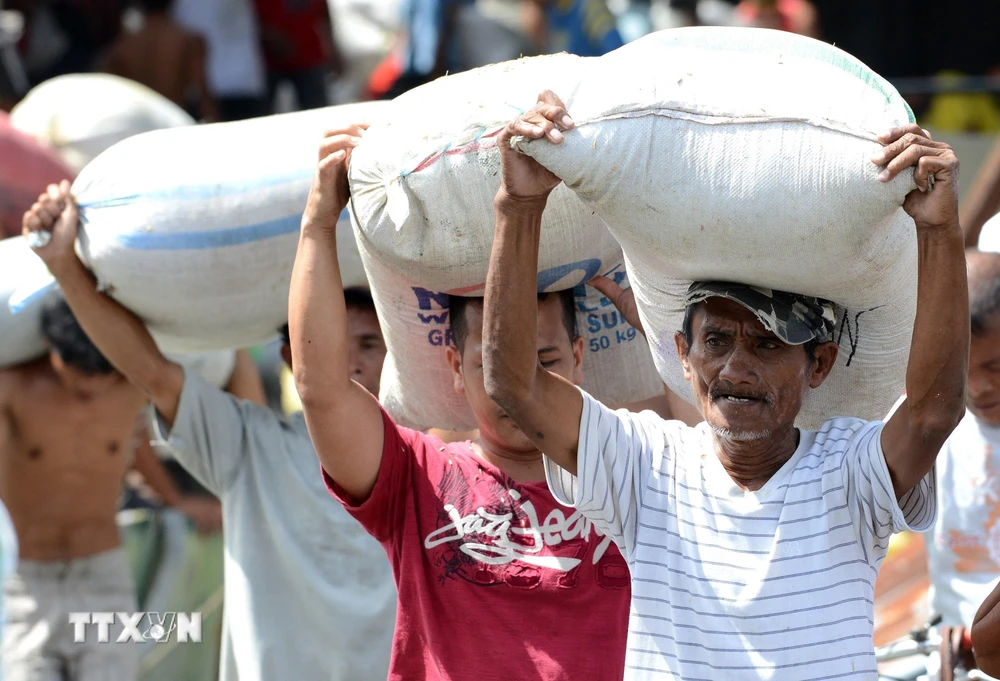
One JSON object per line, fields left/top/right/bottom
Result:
{"left": 288, "top": 125, "right": 631, "bottom": 679}
{"left": 254, "top": 0, "right": 344, "bottom": 111}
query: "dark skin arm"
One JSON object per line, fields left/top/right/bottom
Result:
{"left": 482, "top": 91, "right": 584, "bottom": 474}
{"left": 972, "top": 580, "right": 1000, "bottom": 674}
{"left": 23, "top": 182, "right": 186, "bottom": 428}
{"left": 288, "top": 125, "right": 386, "bottom": 502}
{"left": 876, "top": 127, "right": 968, "bottom": 500}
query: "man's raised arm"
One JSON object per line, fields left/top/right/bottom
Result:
{"left": 482, "top": 91, "right": 584, "bottom": 474}
{"left": 23, "top": 182, "right": 185, "bottom": 425}
{"left": 878, "top": 126, "right": 968, "bottom": 499}
{"left": 288, "top": 126, "right": 385, "bottom": 502}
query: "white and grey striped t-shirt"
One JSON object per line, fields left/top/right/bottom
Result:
{"left": 544, "top": 390, "right": 936, "bottom": 681}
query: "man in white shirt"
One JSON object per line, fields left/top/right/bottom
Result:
{"left": 926, "top": 250, "right": 1000, "bottom": 629}
{"left": 480, "top": 91, "right": 968, "bottom": 679}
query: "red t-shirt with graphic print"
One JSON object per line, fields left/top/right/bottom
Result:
{"left": 324, "top": 407, "right": 630, "bottom": 681}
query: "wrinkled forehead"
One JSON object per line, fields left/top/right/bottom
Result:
{"left": 690, "top": 298, "right": 782, "bottom": 339}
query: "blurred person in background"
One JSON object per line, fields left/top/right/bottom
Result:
{"left": 170, "top": 0, "right": 269, "bottom": 121}
{"left": 522, "top": 0, "right": 624, "bottom": 58}
{"left": 368, "top": 0, "right": 473, "bottom": 99}
{"left": 9, "top": 0, "right": 123, "bottom": 85}
{"left": 0, "top": 8, "right": 29, "bottom": 111}
{"left": 103, "top": 0, "right": 219, "bottom": 122}
{"left": 0, "top": 294, "right": 214, "bottom": 681}
{"left": 25, "top": 185, "right": 396, "bottom": 681}
{"left": 925, "top": 251, "right": 1000, "bottom": 631}
{"left": 735, "top": 0, "right": 820, "bottom": 37}
{"left": 254, "top": 0, "right": 344, "bottom": 112}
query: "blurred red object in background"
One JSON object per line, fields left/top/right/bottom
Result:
{"left": 0, "top": 112, "right": 75, "bottom": 238}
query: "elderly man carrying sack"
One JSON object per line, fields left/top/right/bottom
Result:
{"left": 481, "top": 91, "right": 968, "bottom": 680}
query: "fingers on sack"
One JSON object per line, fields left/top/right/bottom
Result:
{"left": 317, "top": 149, "right": 348, "bottom": 174}
{"left": 912, "top": 153, "right": 958, "bottom": 192}
{"left": 318, "top": 133, "right": 362, "bottom": 161}
{"left": 882, "top": 143, "right": 954, "bottom": 185}
{"left": 22, "top": 209, "right": 42, "bottom": 235}
{"left": 535, "top": 102, "right": 574, "bottom": 139}
{"left": 509, "top": 112, "right": 555, "bottom": 141}
{"left": 322, "top": 123, "right": 367, "bottom": 140}
{"left": 38, "top": 193, "right": 63, "bottom": 221}
{"left": 877, "top": 123, "right": 924, "bottom": 145}
{"left": 588, "top": 275, "right": 623, "bottom": 299}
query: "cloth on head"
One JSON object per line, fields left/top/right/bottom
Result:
{"left": 685, "top": 281, "right": 842, "bottom": 345}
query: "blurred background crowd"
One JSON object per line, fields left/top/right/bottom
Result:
{"left": 0, "top": 0, "right": 998, "bottom": 677}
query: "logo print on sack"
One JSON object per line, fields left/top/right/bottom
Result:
{"left": 412, "top": 261, "right": 640, "bottom": 353}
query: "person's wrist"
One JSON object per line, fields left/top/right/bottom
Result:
{"left": 301, "top": 213, "right": 341, "bottom": 235}
{"left": 46, "top": 251, "right": 86, "bottom": 280}
{"left": 495, "top": 186, "right": 550, "bottom": 214}
{"left": 913, "top": 217, "right": 963, "bottom": 237}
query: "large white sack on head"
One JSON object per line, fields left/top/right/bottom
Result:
{"left": 2, "top": 236, "right": 241, "bottom": 388}
{"left": 354, "top": 214, "right": 662, "bottom": 432}
{"left": 164, "top": 350, "right": 237, "bottom": 389}
{"left": 0, "top": 238, "right": 60, "bottom": 367}
{"left": 9, "top": 74, "right": 195, "bottom": 173}
{"left": 348, "top": 55, "right": 662, "bottom": 429}
{"left": 515, "top": 27, "right": 919, "bottom": 429}
{"left": 10, "top": 102, "right": 385, "bottom": 353}
{"left": 349, "top": 53, "right": 605, "bottom": 288}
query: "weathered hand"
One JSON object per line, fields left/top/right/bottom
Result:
{"left": 22, "top": 180, "right": 80, "bottom": 275}
{"left": 872, "top": 124, "right": 960, "bottom": 230}
{"left": 589, "top": 275, "right": 644, "bottom": 337}
{"left": 303, "top": 123, "right": 369, "bottom": 231}
{"left": 497, "top": 90, "right": 574, "bottom": 204}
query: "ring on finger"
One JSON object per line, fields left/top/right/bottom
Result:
{"left": 927, "top": 172, "right": 935, "bottom": 190}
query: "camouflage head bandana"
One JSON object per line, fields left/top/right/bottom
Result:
{"left": 685, "top": 281, "right": 842, "bottom": 346}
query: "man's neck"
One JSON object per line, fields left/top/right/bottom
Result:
{"left": 472, "top": 439, "right": 546, "bottom": 483}
{"left": 712, "top": 425, "right": 800, "bottom": 492}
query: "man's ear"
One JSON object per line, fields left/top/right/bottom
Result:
{"left": 445, "top": 345, "right": 466, "bottom": 395}
{"left": 571, "top": 336, "right": 584, "bottom": 386}
{"left": 674, "top": 332, "right": 693, "bottom": 382}
{"left": 279, "top": 344, "right": 293, "bottom": 371}
{"left": 808, "top": 341, "right": 839, "bottom": 389}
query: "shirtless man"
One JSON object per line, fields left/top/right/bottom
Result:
{"left": 103, "top": 0, "right": 218, "bottom": 121}
{"left": 0, "top": 296, "right": 146, "bottom": 680}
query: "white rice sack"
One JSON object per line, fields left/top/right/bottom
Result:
{"left": 514, "top": 27, "right": 920, "bottom": 428}
{"left": 0, "top": 237, "right": 59, "bottom": 367}
{"left": 10, "top": 102, "right": 385, "bottom": 353}
{"left": 354, "top": 214, "right": 662, "bottom": 432}
{"left": 164, "top": 350, "right": 237, "bottom": 390}
{"left": 348, "top": 54, "right": 663, "bottom": 429}
{"left": 10, "top": 74, "right": 195, "bottom": 173}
